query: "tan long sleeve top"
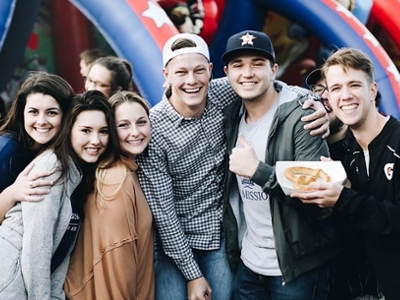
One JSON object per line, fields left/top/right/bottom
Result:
{"left": 65, "top": 156, "right": 154, "bottom": 300}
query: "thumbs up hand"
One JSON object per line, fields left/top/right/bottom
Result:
{"left": 229, "top": 133, "right": 260, "bottom": 177}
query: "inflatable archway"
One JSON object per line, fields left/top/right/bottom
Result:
{"left": 274, "top": 0, "right": 400, "bottom": 118}
{"left": 0, "top": 0, "right": 15, "bottom": 50}
{"left": 69, "top": 0, "right": 400, "bottom": 116}
{"left": 0, "top": 0, "right": 399, "bottom": 116}
{"left": 0, "top": 0, "right": 41, "bottom": 93}
{"left": 70, "top": 0, "right": 177, "bottom": 106}
{"left": 370, "top": 0, "right": 400, "bottom": 49}
{"left": 283, "top": 0, "right": 400, "bottom": 118}
{"left": 211, "top": 0, "right": 400, "bottom": 117}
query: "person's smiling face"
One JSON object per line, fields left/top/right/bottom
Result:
{"left": 224, "top": 53, "right": 277, "bottom": 103}
{"left": 115, "top": 102, "right": 151, "bottom": 159}
{"left": 326, "top": 65, "right": 377, "bottom": 129}
{"left": 24, "top": 93, "right": 63, "bottom": 151}
{"left": 163, "top": 53, "right": 212, "bottom": 118}
{"left": 70, "top": 110, "right": 109, "bottom": 163}
{"left": 85, "top": 64, "right": 113, "bottom": 98}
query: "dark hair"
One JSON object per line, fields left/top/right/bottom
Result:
{"left": 79, "top": 48, "right": 103, "bottom": 65}
{"left": 52, "top": 90, "right": 120, "bottom": 217}
{"left": 0, "top": 95, "right": 8, "bottom": 127}
{"left": 108, "top": 90, "right": 150, "bottom": 116}
{"left": 0, "top": 72, "right": 74, "bottom": 150}
{"left": 375, "top": 90, "right": 381, "bottom": 108}
{"left": 90, "top": 56, "right": 133, "bottom": 96}
{"left": 52, "top": 90, "right": 119, "bottom": 176}
{"left": 171, "top": 38, "right": 197, "bottom": 52}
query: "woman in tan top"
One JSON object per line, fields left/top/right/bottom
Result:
{"left": 65, "top": 91, "right": 154, "bottom": 299}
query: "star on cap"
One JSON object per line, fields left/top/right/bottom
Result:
{"left": 240, "top": 33, "right": 257, "bottom": 46}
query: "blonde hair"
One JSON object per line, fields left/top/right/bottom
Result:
{"left": 94, "top": 91, "right": 150, "bottom": 209}
{"left": 108, "top": 90, "right": 150, "bottom": 115}
{"left": 321, "top": 47, "right": 375, "bottom": 85}
{"left": 95, "top": 160, "right": 129, "bottom": 209}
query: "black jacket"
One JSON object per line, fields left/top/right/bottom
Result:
{"left": 335, "top": 116, "right": 400, "bottom": 299}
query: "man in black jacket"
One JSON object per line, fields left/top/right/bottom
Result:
{"left": 293, "top": 47, "right": 400, "bottom": 300}
{"left": 306, "top": 68, "right": 382, "bottom": 300}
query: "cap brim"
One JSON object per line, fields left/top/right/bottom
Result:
{"left": 222, "top": 48, "right": 275, "bottom": 64}
{"left": 305, "top": 69, "right": 322, "bottom": 86}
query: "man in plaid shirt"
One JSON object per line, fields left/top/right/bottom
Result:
{"left": 137, "top": 33, "right": 328, "bottom": 300}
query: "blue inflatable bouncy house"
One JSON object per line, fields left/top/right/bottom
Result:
{"left": 0, "top": 0, "right": 399, "bottom": 116}
{"left": 0, "top": 0, "right": 41, "bottom": 93}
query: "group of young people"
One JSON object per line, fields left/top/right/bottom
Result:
{"left": 0, "top": 57, "right": 154, "bottom": 299}
{"left": 0, "top": 27, "right": 397, "bottom": 300}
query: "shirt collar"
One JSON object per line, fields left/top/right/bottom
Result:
{"left": 161, "top": 93, "right": 209, "bottom": 124}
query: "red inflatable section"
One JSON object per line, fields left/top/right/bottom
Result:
{"left": 126, "top": 0, "right": 178, "bottom": 51}
{"left": 370, "top": 0, "right": 400, "bottom": 49}
{"left": 200, "top": 0, "right": 218, "bottom": 44}
{"left": 50, "top": 1, "right": 92, "bottom": 92}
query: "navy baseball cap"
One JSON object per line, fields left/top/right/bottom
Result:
{"left": 222, "top": 30, "right": 276, "bottom": 64}
{"left": 305, "top": 69, "right": 322, "bottom": 87}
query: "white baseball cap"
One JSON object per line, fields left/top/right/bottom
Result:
{"left": 163, "top": 33, "right": 210, "bottom": 67}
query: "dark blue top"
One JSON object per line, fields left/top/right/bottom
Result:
{"left": 51, "top": 189, "right": 81, "bottom": 274}
{"left": 0, "top": 133, "right": 34, "bottom": 193}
